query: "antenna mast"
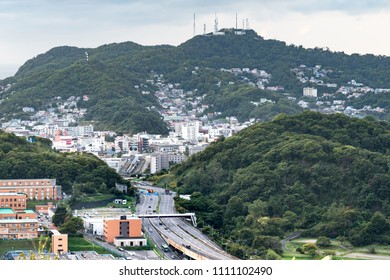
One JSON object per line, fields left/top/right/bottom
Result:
{"left": 193, "top": 13, "right": 196, "bottom": 37}
{"left": 214, "top": 13, "right": 218, "bottom": 33}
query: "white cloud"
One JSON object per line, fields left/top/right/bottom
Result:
{"left": 1, "top": 0, "right": 390, "bottom": 70}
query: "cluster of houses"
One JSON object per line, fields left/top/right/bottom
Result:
{"left": 2, "top": 63, "right": 390, "bottom": 175}
{"left": 291, "top": 64, "right": 390, "bottom": 116}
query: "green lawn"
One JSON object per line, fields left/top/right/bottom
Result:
{"left": 78, "top": 194, "right": 116, "bottom": 202}
{"left": 283, "top": 237, "right": 390, "bottom": 260}
{"left": 68, "top": 237, "right": 112, "bottom": 255}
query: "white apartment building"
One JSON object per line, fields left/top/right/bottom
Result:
{"left": 181, "top": 121, "right": 200, "bottom": 140}
{"left": 63, "top": 125, "right": 94, "bottom": 137}
{"left": 303, "top": 87, "right": 318, "bottom": 98}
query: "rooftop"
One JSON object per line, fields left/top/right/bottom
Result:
{"left": 0, "top": 208, "right": 15, "bottom": 214}
{"left": 21, "top": 210, "right": 35, "bottom": 214}
{"left": 0, "top": 193, "right": 27, "bottom": 196}
{"left": 61, "top": 251, "right": 116, "bottom": 260}
{"left": 0, "top": 218, "right": 38, "bottom": 223}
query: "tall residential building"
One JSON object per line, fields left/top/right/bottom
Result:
{"left": 150, "top": 153, "right": 171, "bottom": 174}
{"left": 181, "top": 122, "right": 200, "bottom": 140}
{"left": 0, "top": 179, "right": 62, "bottom": 201}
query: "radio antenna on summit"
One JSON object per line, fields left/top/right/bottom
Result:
{"left": 214, "top": 12, "right": 218, "bottom": 33}
{"left": 193, "top": 13, "right": 196, "bottom": 37}
{"left": 236, "top": 13, "right": 238, "bottom": 29}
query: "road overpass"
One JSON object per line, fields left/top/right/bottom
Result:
{"left": 138, "top": 213, "right": 197, "bottom": 226}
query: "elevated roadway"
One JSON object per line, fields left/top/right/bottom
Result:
{"left": 135, "top": 182, "right": 236, "bottom": 260}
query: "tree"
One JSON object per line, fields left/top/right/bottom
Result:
{"left": 59, "top": 217, "right": 84, "bottom": 235}
{"left": 52, "top": 205, "right": 69, "bottom": 227}
{"left": 266, "top": 249, "right": 282, "bottom": 260}
{"left": 316, "top": 236, "right": 332, "bottom": 248}
{"left": 301, "top": 243, "right": 318, "bottom": 257}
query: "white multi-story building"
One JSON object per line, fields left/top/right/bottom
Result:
{"left": 181, "top": 121, "right": 200, "bottom": 140}
{"left": 65, "top": 125, "right": 94, "bottom": 137}
{"left": 168, "top": 153, "right": 186, "bottom": 164}
{"left": 150, "top": 152, "right": 179, "bottom": 174}
{"left": 303, "top": 87, "right": 318, "bottom": 98}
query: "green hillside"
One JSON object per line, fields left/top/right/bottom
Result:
{"left": 0, "top": 130, "right": 127, "bottom": 194}
{"left": 2, "top": 29, "right": 390, "bottom": 131}
{"left": 171, "top": 111, "right": 390, "bottom": 258}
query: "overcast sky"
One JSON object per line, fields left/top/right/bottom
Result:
{"left": 1, "top": 0, "right": 390, "bottom": 78}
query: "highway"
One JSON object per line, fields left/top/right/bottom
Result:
{"left": 135, "top": 181, "right": 236, "bottom": 260}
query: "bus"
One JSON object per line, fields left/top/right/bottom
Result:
{"left": 161, "top": 244, "right": 169, "bottom": 252}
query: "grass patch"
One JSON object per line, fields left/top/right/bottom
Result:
{"left": 284, "top": 237, "right": 390, "bottom": 260}
{"left": 68, "top": 237, "right": 112, "bottom": 255}
{"left": 0, "top": 238, "right": 50, "bottom": 257}
{"left": 77, "top": 194, "right": 116, "bottom": 203}
{"left": 153, "top": 174, "right": 176, "bottom": 189}
{"left": 123, "top": 239, "right": 154, "bottom": 251}
{"left": 106, "top": 196, "right": 136, "bottom": 211}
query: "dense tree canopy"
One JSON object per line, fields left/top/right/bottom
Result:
{"left": 172, "top": 112, "right": 390, "bottom": 258}
{"left": 0, "top": 130, "right": 127, "bottom": 193}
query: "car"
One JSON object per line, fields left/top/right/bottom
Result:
{"left": 118, "top": 248, "right": 124, "bottom": 251}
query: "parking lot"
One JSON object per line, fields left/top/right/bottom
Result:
{"left": 74, "top": 207, "right": 133, "bottom": 219}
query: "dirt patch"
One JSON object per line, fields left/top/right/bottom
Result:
{"left": 295, "top": 239, "right": 317, "bottom": 243}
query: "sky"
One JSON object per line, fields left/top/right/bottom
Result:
{"left": 1, "top": 0, "right": 390, "bottom": 79}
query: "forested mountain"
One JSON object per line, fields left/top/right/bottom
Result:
{"left": 171, "top": 111, "right": 390, "bottom": 258}
{"left": 2, "top": 29, "right": 390, "bottom": 132}
{"left": 0, "top": 130, "right": 127, "bottom": 194}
